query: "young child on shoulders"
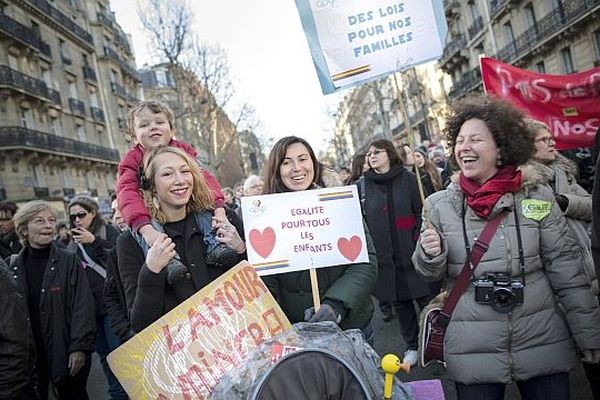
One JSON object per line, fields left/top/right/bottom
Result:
{"left": 116, "top": 99, "right": 238, "bottom": 276}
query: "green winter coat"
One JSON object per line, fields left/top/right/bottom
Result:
{"left": 263, "top": 223, "right": 378, "bottom": 330}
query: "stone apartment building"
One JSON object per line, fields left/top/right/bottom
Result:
{"left": 0, "top": 0, "right": 139, "bottom": 216}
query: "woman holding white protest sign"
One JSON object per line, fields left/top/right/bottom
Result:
{"left": 413, "top": 96, "right": 600, "bottom": 399}
{"left": 261, "top": 136, "right": 378, "bottom": 342}
{"left": 117, "top": 146, "right": 246, "bottom": 333}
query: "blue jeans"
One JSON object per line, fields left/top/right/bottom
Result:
{"left": 95, "top": 315, "right": 128, "bottom": 399}
{"left": 196, "top": 211, "right": 219, "bottom": 252}
{"left": 455, "top": 372, "right": 569, "bottom": 400}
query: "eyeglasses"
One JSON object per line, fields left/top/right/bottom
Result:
{"left": 536, "top": 136, "right": 554, "bottom": 145}
{"left": 366, "top": 149, "right": 386, "bottom": 157}
{"left": 69, "top": 211, "right": 88, "bottom": 222}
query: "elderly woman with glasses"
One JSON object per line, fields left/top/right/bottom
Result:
{"left": 9, "top": 201, "right": 95, "bottom": 399}
{"left": 358, "top": 139, "right": 440, "bottom": 367}
{"left": 67, "top": 195, "right": 125, "bottom": 399}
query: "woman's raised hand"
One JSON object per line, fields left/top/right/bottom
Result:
{"left": 421, "top": 228, "right": 442, "bottom": 257}
{"left": 146, "top": 234, "right": 176, "bottom": 273}
{"left": 214, "top": 217, "right": 246, "bottom": 254}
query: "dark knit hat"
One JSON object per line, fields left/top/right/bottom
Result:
{"left": 415, "top": 147, "right": 428, "bottom": 159}
{"left": 68, "top": 195, "right": 99, "bottom": 212}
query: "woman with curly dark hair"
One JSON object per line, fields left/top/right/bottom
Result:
{"left": 413, "top": 95, "right": 600, "bottom": 399}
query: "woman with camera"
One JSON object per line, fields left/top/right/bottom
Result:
{"left": 413, "top": 96, "right": 600, "bottom": 400}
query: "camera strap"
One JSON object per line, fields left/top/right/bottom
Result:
{"left": 438, "top": 205, "right": 507, "bottom": 328}
{"left": 512, "top": 198, "right": 526, "bottom": 285}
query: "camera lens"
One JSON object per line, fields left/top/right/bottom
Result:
{"left": 490, "top": 288, "right": 514, "bottom": 314}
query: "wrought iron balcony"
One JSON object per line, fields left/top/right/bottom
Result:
{"left": 102, "top": 46, "right": 140, "bottom": 81}
{"left": 63, "top": 188, "right": 75, "bottom": 197}
{"left": 90, "top": 107, "right": 105, "bottom": 123}
{"left": 111, "top": 81, "right": 127, "bottom": 98}
{"left": 0, "top": 126, "right": 119, "bottom": 162}
{"left": 449, "top": 68, "right": 482, "bottom": 99}
{"left": 0, "top": 13, "right": 51, "bottom": 56}
{"left": 23, "top": 0, "right": 94, "bottom": 46}
{"left": 468, "top": 16, "right": 484, "bottom": 40}
{"left": 0, "top": 65, "right": 61, "bottom": 105}
{"left": 489, "top": 0, "right": 509, "bottom": 18}
{"left": 114, "top": 31, "right": 132, "bottom": 54}
{"left": 440, "top": 34, "right": 467, "bottom": 66}
{"left": 497, "top": 0, "right": 600, "bottom": 63}
{"left": 96, "top": 11, "right": 114, "bottom": 29}
{"left": 69, "top": 98, "right": 85, "bottom": 115}
{"left": 82, "top": 66, "right": 97, "bottom": 82}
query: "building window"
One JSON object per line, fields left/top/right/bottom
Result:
{"left": 77, "top": 125, "right": 86, "bottom": 142}
{"left": 468, "top": 0, "right": 480, "bottom": 21}
{"left": 503, "top": 22, "right": 515, "bottom": 45}
{"left": 85, "top": 170, "right": 96, "bottom": 190}
{"left": 20, "top": 109, "right": 33, "bottom": 128}
{"left": 524, "top": 4, "right": 537, "bottom": 29}
{"left": 50, "top": 118, "right": 62, "bottom": 135}
{"left": 593, "top": 29, "right": 600, "bottom": 64}
{"left": 69, "top": 82, "right": 77, "bottom": 99}
{"left": 561, "top": 47, "right": 576, "bottom": 73}
{"left": 42, "top": 68, "right": 53, "bottom": 89}
{"left": 61, "top": 168, "right": 73, "bottom": 188}
{"left": 536, "top": 61, "right": 546, "bottom": 73}
{"left": 59, "top": 39, "right": 71, "bottom": 64}
{"left": 32, "top": 165, "right": 46, "bottom": 187}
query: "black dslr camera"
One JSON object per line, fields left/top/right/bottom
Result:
{"left": 474, "top": 273, "right": 524, "bottom": 314}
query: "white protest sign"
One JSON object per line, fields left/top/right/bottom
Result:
{"left": 294, "top": 0, "right": 447, "bottom": 94}
{"left": 241, "top": 186, "right": 368, "bottom": 275}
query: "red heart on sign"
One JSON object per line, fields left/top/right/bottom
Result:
{"left": 337, "top": 236, "right": 362, "bottom": 262}
{"left": 249, "top": 227, "right": 276, "bottom": 259}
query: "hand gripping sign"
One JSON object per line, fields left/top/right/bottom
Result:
{"left": 294, "top": 0, "right": 447, "bottom": 94}
{"left": 241, "top": 186, "right": 369, "bottom": 309}
{"left": 107, "top": 261, "right": 291, "bottom": 400}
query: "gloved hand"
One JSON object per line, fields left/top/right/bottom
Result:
{"left": 304, "top": 303, "right": 341, "bottom": 324}
{"left": 555, "top": 194, "right": 569, "bottom": 212}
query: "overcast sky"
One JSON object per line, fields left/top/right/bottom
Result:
{"left": 111, "top": 1, "right": 341, "bottom": 153}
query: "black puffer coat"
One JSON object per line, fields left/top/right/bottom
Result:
{"left": 10, "top": 244, "right": 96, "bottom": 383}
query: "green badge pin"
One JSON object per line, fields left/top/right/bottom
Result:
{"left": 521, "top": 199, "right": 551, "bottom": 221}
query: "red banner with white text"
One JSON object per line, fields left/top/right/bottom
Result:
{"left": 480, "top": 57, "right": 600, "bottom": 150}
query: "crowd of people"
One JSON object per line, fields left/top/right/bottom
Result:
{"left": 0, "top": 96, "right": 599, "bottom": 400}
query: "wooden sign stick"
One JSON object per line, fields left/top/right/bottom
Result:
{"left": 310, "top": 263, "right": 321, "bottom": 311}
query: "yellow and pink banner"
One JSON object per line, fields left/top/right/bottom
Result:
{"left": 107, "top": 261, "right": 291, "bottom": 399}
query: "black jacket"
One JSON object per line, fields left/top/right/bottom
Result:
{"left": 118, "top": 212, "right": 244, "bottom": 333}
{"left": 10, "top": 244, "right": 96, "bottom": 383}
{"left": 0, "top": 231, "right": 22, "bottom": 259}
{"left": 0, "top": 259, "right": 38, "bottom": 399}
{"left": 104, "top": 243, "right": 132, "bottom": 343}
{"left": 361, "top": 165, "right": 440, "bottom": 302}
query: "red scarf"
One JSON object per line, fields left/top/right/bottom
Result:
{"left": 459, "top": 166, "right": 522, "bottom": 219}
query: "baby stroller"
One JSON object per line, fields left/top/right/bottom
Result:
{"left": 210, "top": 322, "right": 413, "bottom": 400}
